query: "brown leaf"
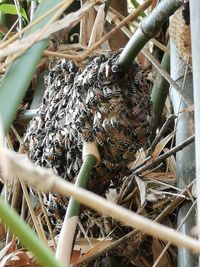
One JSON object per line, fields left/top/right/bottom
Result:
{"left": 151, "top": 0, "right": 158, "bottom": 9}
{"left": 0, "top": 251, "right": 30, "bottom": 266}
{"left": 135, "top": 175, "right": 147, "bottom": 207}
{"left": 128, "top": 149, "right": 147, "bottom": 169}
{"left": 0, "top": 239, "right": 16, "bottom": 260}
{"left": 163, "top": 148, "right": 176, "bottom": 175}
{"left": 152, "top": 132, "right": 174, "bottom": 160}
{"left": 72, "top": 239, "right": 113, "bottom": 264}
{"left": 152, "top": 239, "right": 171, "bottom": 267}
{"left": 0, "top": 223, "right": 6, "bottom": 241}
{"left": 143, "top": 171, "right": 175, "bottom": 181}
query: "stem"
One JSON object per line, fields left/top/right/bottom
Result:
{"left": 190, "top": 0, "right": 200, "bottom": 238}
{"left": 118, "top": 0, "right": 182, "bottom": 72}
{"left": 133, "top": 134, "right": 195, "bottom": 175}
{"left": 56, "top": 154, "right": 97, "bottom": 265}
{"left": 0, "top": 198, "right": 64, "bottom": 267}
{"left": 130, "top": 0, "right": 146, "bottom": 17}
{"left": 150, "top": 46, "right": 170, "bottom": 139}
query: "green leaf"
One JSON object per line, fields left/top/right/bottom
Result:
{"left": 0, "top": 31, "right": 5, "bottom": 40}
{"left": 0, "top": 4, "right": 28, "bottom": 22}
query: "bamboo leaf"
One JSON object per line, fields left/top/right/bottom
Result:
{"left": 0, "top": 4, "right": 28, "bottom": 22}
{"left": 0, "top": 0, "right": 66, "bottom": 134}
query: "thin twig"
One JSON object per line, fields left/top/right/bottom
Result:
{"left": 148, "top": 114, "right": 177, "bottom": 156}
{"left": 134, "top": 134, "right": 195, "bottom": 175}
{"left": 44, "top": 50, "right": 77, "bottom": 60}
{"left": 130, "top": 156, "right": 151, "bottom": 173}
{"left": 37, "top": 191, "right": 57, "bottom": 250}
{"left": 121, "top": 134, "right": 194, "bottom": 201}
{"left": 142, "top": 48, "right": 193, "bottom": 106}
{"left": 153, "top": 200, "right": 197, "bottom": 267}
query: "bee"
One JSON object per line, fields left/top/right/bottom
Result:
{"left": 95, "top": 130, "right": 106, "bottom": 146}
{"left": 86, "top": 90, "right": 96, "bottom": 105}
{"left": 112, "top": 86, "right": 122, "bottom": 98}
{"left": 136, "top": 138, "right": 145, "bottom": 149}
{"left": 29, "top": 137, "right": 38, "bottom": 151}
{"left": 105, "top": 61, "right": 111, "bottom": 78}
{"left": 86, "top": 72, "right": 96, "bottom": 85}
{"left": 60, "top": 59, "right": 68, "bottom": 70}
{"left": 103, "top": 160, "right": 116, "bottom": 170}
{"left": 81, "top": 131, "right": 93, "bottom": 142}
{"left": 53, "top": 139, "right": 60, "bottom": 147}
{"left": 56, "top": 130, "right": 67, "bottom": 144}
{"left": 123, "top": 150, "right": 136, "bottom": 161}
{"left": 99, "top": 104, "right": 110, "bottom": 113}
{"left": 102, "top": 86, "right": 112, "bottom": 99}
{"left": 56, "top": 110, "right": 65, "bottom": 120}
{"left": 118, "top": 142, "right": 129, "bottom": 152}
{"left": 57, "top": 89, "right": 64, "bottom": 99}
{"left": 111, "top": 64, "right": 119, "bottom": 73}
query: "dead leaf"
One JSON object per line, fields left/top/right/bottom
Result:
{"left": 0, "top": 251, "right": 30, "bottom": 266}
{"left": 135, "top": 175, "right": 147, "bottom": 207}
{"left": 151, "top": 0, "right": 158, "bottom": 10}
{"left": 143, "top": 172, "right": 175, "bottom": 181}
{"left": 152, "top": 239, "right": 171, "bottom": 267}
{"left": 70, "top": 250, "right": 82, "bottom": 265}
{"left": 0, "top": 224, "right": 6, "bottom": 241}
{"left": 192, "top": 180, "right": 197, "bottom": 198}
{"left": 0, "top": 240, "right": 16, "bottom": 261}
{"left": 152, "top": 132, "right": 174, "bottom": 160}
{"left": 73, "top": 238, "right": 113, "bottom": 264}
{"left": 128, "top": 149, "right": 147, "bottom": 169}
{"left": 88, "top": 3, "right": 105, "bottom": 47}
{"left": 163, "top": 148, "right": 176, "bottom": 175}
{"left": 106, "top": 188, "right": 118, "bottom": 203}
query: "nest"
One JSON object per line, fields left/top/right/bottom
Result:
{"left": 169, "top": 2, "right": 191, "bottom": 64}
{"left": 23, "top": 51, "right": 152, "bottom": 231}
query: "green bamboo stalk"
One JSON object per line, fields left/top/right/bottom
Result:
{"left": 130, "top": 0, "right": 146, "bottom": 17}
{"left": 150, "top": 48, "right": 170, "bottom": 139}
{"left": 104, "top": 0, "right": 111, "bottom": 15}
{"left": 118, "top": 0, "right": 182, "bottom": 72}
{"left": 17, "top": 70, "right": 47, "bottom": 124}
{"left": 66, "top": 154, "right": 97, "bottom": 218}
{"left": 56, "top": 154, "right": 97, "bottom": 265}
{"left": 0, "top": 197, "right": 64, "bottom": 267}
{"left": 0, "top": 0, "right": 63, "bottom": 134}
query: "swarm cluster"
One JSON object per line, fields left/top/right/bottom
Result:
{"left": 23, "top": 52, "right": 151, "bottom": 227}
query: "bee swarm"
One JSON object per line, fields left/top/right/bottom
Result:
{"left": 23, "top": 51, "right": 152, "bottom": 230}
